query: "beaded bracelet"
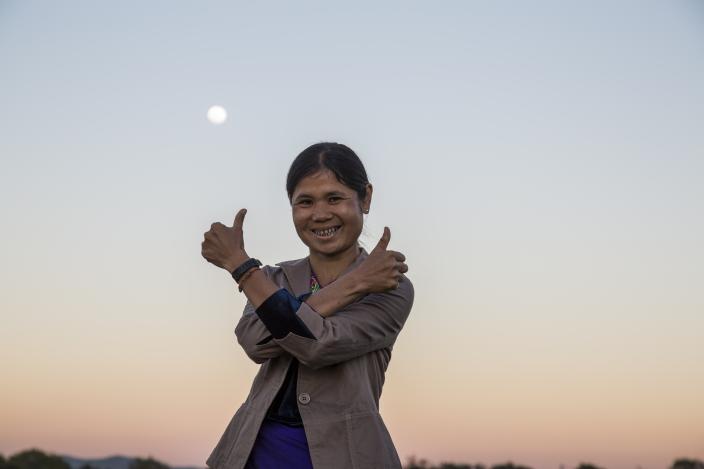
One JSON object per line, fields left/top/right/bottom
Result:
{"left": 237, "top": 266, "right": 260, "bottom": 292}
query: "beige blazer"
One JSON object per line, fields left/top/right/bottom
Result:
{"left": 206, "top": 247, "right": 414, "bottom": 469}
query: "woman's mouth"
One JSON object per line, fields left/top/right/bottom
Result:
{"left": 312, "top": 225, "right": 341, "bottom": 239}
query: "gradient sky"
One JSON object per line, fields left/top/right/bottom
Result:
{"left": 1, "top": 1, "right": 703, "bottom": 468}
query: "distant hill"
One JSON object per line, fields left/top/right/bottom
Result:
{"left": 59, "top": 454, "right": 204, "bottom": 469}
{"left": 60, "top": 455, "right": 132, "bottom": 469}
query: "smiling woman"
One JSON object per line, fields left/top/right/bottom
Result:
{"left": 288, "top": 147, "right": 372, "bottom": 286}
{"left": 201, "top": 142, "right": 413, "bottom": 469}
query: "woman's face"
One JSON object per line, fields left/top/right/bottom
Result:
{"left": 291, "top": 169, "right": 371, "bottom": 258}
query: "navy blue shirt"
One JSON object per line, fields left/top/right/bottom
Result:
{"left": 255, "top": 289, "right": 316, "bottom": 427}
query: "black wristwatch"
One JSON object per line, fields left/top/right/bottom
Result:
{"left": 231, "top": 258, "right": 262, "bottom": 283}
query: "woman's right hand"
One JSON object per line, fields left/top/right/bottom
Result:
{"left": 355, "top": 227, "right": 408, "bottom": 294}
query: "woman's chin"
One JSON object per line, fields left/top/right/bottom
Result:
{"left": 306, "top": 239, "right": 354, "bottom": 257}
{"left": 310, "top": 245, "right": 341, "bottom": 257}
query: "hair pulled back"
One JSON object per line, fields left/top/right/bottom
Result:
{"left": 286, "top": 142, "right": 369, "bottom": 203}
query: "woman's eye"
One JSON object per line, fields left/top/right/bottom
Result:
{"left": 328, "top": 197, "right": 342, "bottom": 203}
{"left": 297, "top": 200, "right": 312, "bottom": 206}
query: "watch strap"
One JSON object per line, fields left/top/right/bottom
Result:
{"left": 231, "top": 258, "right": 262, "bottom": 283}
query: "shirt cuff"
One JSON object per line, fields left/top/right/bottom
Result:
{"left": 255, "top": 288, "right": 316, "bottom": 340}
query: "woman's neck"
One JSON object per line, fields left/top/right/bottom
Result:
{"left": 308, "top": 243, "right": 361, "bottom": 287}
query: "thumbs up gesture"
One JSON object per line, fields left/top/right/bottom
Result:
{"left": 356, "top": 227, "right": 409, "bottom": 293}
{"left": 201, "top": 208, "right": 250, "bottom": 272}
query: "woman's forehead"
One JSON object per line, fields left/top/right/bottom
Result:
{"left": 292, "top": 170, "right": 354, "bottom": 196}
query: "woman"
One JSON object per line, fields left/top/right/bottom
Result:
{"left": 201, "top": 142, "right": 414, "bottom": 469}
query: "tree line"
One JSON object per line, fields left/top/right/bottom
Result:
{"left": 404, "top": 457, "right": 704, "bottom": 469}
{"left": 0, "top": 449, "right": 169, "bottom": 469}
{"left": 1, "top": 448, "right": 702, "bottom": 469}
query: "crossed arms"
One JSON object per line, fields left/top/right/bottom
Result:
{"left": 235, "top": 266, "right": 414, "bottom": 369}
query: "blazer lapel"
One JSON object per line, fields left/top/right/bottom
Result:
{"left": 276, "top": 256, "right": 311, "bottom": 298}
{"left": 277, "top": 247, "right": 369, "bottom": 297}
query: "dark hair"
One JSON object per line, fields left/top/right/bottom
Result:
{"left": 286, "top": 142, "right": 369, "bottom": 203}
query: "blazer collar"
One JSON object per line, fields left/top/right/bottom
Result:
{"left": 276, "top": 246, "right": 369, "bottom": 297}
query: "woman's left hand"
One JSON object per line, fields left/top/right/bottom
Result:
{"left": 201, "top": 208, "right": 250, "bottom": 272}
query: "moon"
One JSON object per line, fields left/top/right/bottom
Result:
{"left": 207, "top": 105, "right": 227, "bottom": 125}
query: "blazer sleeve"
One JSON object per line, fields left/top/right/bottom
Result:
{"left": 270, "top": 276, "right": 414, "bottom": 370}
{"left": 233, "top": 266, "right": 288, "bottom": 364}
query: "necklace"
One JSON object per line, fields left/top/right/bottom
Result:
{"left": 310, "top": 271, "right": 321, "bottom": 293}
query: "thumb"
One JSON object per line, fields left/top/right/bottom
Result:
{"left": 233, "top": 208, "right": 247, "bottom": 229}
{"left": 374, "top": 226, "right": 391, "bottom": 252}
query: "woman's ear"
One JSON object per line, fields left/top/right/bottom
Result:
{"left": 362, "top": 183, "right": 373, "bottom": 213}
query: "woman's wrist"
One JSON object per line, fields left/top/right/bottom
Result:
{"left": 305, "top": 271, "right": 368, "bottom": 318}
{"left": 224, "top": 252, "right": 250, "bottom": 273}
{"left": 344, "top": 270, "right": 369, "bottom": 296}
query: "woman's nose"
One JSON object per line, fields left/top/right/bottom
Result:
{"left": 311, "top": 203, "right": 332, "bottom": 221}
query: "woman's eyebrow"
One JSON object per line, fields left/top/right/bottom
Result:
{"left": 294, "top": 191, "right": 347, "bottom": 200}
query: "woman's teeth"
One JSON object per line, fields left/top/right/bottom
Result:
{"left": 314, "top": 226, "right": 340, "bottom": 238}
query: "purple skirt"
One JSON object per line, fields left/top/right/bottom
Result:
{"left": 244, "top": 419, "right": 314, "bottom": 469}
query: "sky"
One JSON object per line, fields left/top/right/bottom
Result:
{"left": 1, "top": 1, "right": 703, "bottom": 468}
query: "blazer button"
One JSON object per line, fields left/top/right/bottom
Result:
{"left": 298, "top": 392, "right": 311, "bottom": 405}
